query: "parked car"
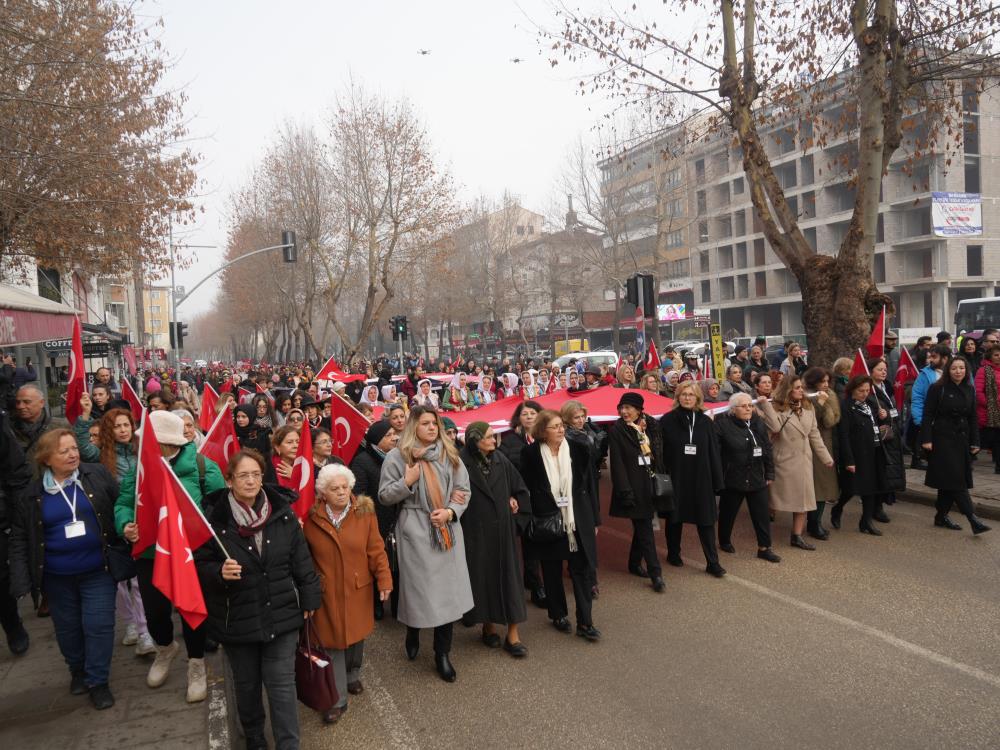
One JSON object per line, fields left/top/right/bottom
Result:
{"left": 553, "top": 350, "right": 620, "bottom": 372}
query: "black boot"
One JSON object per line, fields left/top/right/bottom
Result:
{"left": 405, "top": 628, "right": 419, "bottom": 660}
{"left": 969, "top": 516, "right": 992, "bottom": 535}
{"left": 934, "top": 514, "right": 962, "bottom": 530}
{"left": 829, "top": 503, "right": 843, "bottom": 530}
{"left": 435, "top": 653, "right": 457, "bottom": 682}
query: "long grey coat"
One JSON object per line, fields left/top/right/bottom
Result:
{"left": 759, "top": 401, "right": 833, "bottom": 513}
{"left": 378, "top": 445, "right": 474, "bottom": 629}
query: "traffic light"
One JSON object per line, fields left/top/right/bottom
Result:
{"left": 625, "top": 274, "right": 655, "bottom": 308}
{"left": 170, "top": 322, "right": 189, "bottom": 349}
{"left": 390, "top": 315, "right": 400, "bottom": 342}
{"left": 281, "top": 230, "right": 297, "bottom": 263}
{"left": 399, "top": 315, "right": 408, "bottom": 341}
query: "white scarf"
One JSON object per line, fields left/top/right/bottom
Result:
{"left": 540, "top": 439, "right": 577, "bottom": 551}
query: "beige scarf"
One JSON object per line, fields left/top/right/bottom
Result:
{"left": 540, "top": 439, "right": 577, "bottom": 551}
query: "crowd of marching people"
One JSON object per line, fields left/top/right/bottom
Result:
{"left": 0, "top": 328, "right": 993, "bottom": 749}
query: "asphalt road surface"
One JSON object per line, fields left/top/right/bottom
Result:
{"left": 301, "top": 481, "right": 1000, "bottom": 750}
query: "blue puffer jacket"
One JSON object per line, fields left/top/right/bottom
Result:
{"left": 910, "top": 365, "right": 942, "bottom": 426}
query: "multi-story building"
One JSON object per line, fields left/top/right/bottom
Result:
{"left": 142, "top": 284, "right": 173, "bottom": 350}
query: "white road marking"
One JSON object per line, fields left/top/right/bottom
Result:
{"left": 598, "top": 525, "right": 1000, "bottom": 690}
{"left": 364, "top": 661, "right": 421, "bottom": 749}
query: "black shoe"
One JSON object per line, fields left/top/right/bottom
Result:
{"left": 829, "top": 506, "right": 843, "bottom": 530}
{"left": 706, "top": 563, "right": 726, "bottom": 578}
{"left": 970, "top": 517, "right": 992, "bottom": 535}
{"left": 994, "top": 465, "right": 1000, "bottom": 474}
{"left": 934, "top": 515, "right": 962, "bottom": 530}
{"left": 859, "top": 523, "right": 883, "bottom": 536}
{"left": 551, "top": 617, "right": 572, "bottom": 633}
{"left": 374, "top": 600, "right": 384, "bottom": 621}
{"left": 719, "top": 542, "right": 736, "bottom": 554}
{"left": 6, "top": 624, "right": 29, "bottom": 656}
{"left": 757, "top": 548, "right": 781, "bottom": 563}
{"left": 530, "top": 588, "right": 548, "bottom": 609}
{"left": 575, "top": 624, "right": 602, "bottom": 641}
{"left": 911, "top": 459, "right": 928, "bottom": 470}
{"left": 70, "top": 670, "right": 88, "bottom": 695}
{"left": 627, "top": 563, "right": 648, "bottom": 577}
{"left": 666, "top": 555, "right": 684, "bottom": 568}
{"left": 807, "top": 526, "right": 829, "bottom": 541}
{"left": 873, "top": 510, "right": 890, "bottom": 523}
{"left": 347, "top": 680, "right": 364, "bottom": 695}
{"left": 790, "top": 534, "right": 816, "bottom": 550}
{"left": 651, "top": 576, "right": 666, "bottom": 593}
{"left": 481, "top": 632, "right": 501, "bottom": 649}
{"left": 434, "top": 653, "right": 457, "bottom": 683}
{"left": 405, "top": 631, "right": 419, "bottom": 661}
{"left": 502, "top": 639, "right": 528, "bottom": 658}
{"left": 89, "top": 684, "right": 115, "bottom": 710}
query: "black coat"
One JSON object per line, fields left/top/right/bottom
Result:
{"left": 0, "top": 410, "right": 32, "bottom": 529}
{"left": 837, "top": 399, "right": 888, "bottom": 497}
{"left": 498, "top": 429, "right": 530, "bottom": 471}
{"left": 459, "top": 445, "right": 531, "bottom": 625}
{"left": 921, "top": 380, "right": 979, "bottom": 491}
{"left": 350, "top": 443, "right": 396, "bottom": 539}
{"left": 519, "top": 440, "right": 600, "bottom": 566}
{"left": 607, "top": 419, "right": 657, "bottom": 519}
{"left": 195, "top": 485, "right": 321, "bottom": 645}
{"left": 9, "top": 462, "right": 121, "bottom": 598}
{"left": 659, "top": 408, "right": 723, "bottom": 525}
{"left": 870, "top": 384, "right": 906, "bottom": 492}
{"left": 715, "top": 412, "right": 774, "bottom": 493}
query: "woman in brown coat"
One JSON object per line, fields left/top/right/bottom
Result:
{"left": 758, "top": 374, "right": 834, "bottom": 551}
{"left": 304, "top": 464, "right": 392, "bottom": 725}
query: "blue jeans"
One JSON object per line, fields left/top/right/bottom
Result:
{"left": 225, "top": 630, "right": 300, "bottom": 750}
{"left": 43, "top": 569, "right": 117, "bottom": 687}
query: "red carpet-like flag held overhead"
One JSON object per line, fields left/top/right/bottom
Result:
{"left": 330, "top": 395, "right": 369, "bottom": 463}
{"left": 290, "top": 420, "right": 315, "bottom": 519}
{"left": 199, "top": 382, "right": 219, "bottom": 432}
{"left": 65, "top": 317, "right": 86, "bottom": 424}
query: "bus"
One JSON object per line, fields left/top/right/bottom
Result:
{"left": 954, "top": 297, "right": 1000, "bottom": 333}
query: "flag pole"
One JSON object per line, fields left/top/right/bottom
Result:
{"left": 159, "top": 457, "right": 231, "bottom": 559}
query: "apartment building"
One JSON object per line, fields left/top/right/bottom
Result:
{"left": 142, "top": 284, "right": 173, "bottom": 350}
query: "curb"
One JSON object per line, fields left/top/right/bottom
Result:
{"left": 897, "top": 488, "right": 1000, "bottom": 522}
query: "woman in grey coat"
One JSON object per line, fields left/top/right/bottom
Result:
{"left": 378, "top": 405, "right": 473, "bottom": 683}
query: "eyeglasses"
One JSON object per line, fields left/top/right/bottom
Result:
{"left": 985, "top": 338, "right": 999, "bottom": 344}
{"left": 234, "top": 471, "right": 263, "bottom": 481}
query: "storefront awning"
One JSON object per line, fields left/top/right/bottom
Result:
{"left": 0, "top": 283, "right": 77, "bottom": 347}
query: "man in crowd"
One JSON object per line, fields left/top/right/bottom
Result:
{"left": 912, "top": 335, "right": 933, "bottom": 369}
{"left": 12, "top": 384, "right": 68, "bottom": 465}
{"left": 93, "top": 366, "right": 121, "bottom": 397}
{"left": 884, "top": 330, "right": 900, "bottom": 385}
{"left": 0, "top": 409, "right": 33, "bottom": 656}
{"left": 909, "top": 344, "right": 949, "bottom": 470}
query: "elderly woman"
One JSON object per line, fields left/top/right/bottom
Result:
{"left": 700, "top": 378, "right": 723, "bottom": 405}
{"left": 173, "top": 409, "right": 204, "bottom": 448}
{"left": 759, "top": 375, "right": 834, "bottom": 550}
{"left": 441, "top": 372, "right": 473, "bottom": 411}
{"left": 832, "top": 357, "right": 853, "bottom": 400}
{"left": 9, "top": 428, "right": 122, "bottom": 710}
{"left": 459, "top": 422, "right": 531, "bottom": 657}
{"left": 473, "top": 375, "right": 496, "bottom": 406}
{"left": 660, "top": 381, "right": 725, "bottom": 576}
{"left": 715, "top": 393, "right": 780, "bottom": 562}
{"left": 519, "top": 410, "right": 601, "bottom": 640}
{"left": 304, "top": 464, "right": 392, "bottom": 724}
{"left": 378, "top": 405, "right": 473, "bottom": 682}
{"left": 719, "top": 365, "right": 754, "bottom": 402}
{"left": 411, "top": 378, "right": 439, "bottom": 409}
{"left": 197, "top": 449, "right": 321, "bottom": 749}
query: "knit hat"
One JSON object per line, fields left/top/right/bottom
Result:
{"left": 617, "top": 391, "right": 645, "bottom": 411}
{"left": 147, "top": 410, "right": 187, "bottom": 446}
{"left": 441, "top": 416, "right": 457, "bottom": 432}
{"left": 365, "top": 420, "right": 393, "bottom": 446}
{"left": 465, "top": 421, "right": 490, "bottom": 444}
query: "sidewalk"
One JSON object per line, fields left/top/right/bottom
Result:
{"left": 0, "top": 598, "right": 221, "bottom": 750}
{"left": 900, "top": 458, "right": 1000, "bottom": 520}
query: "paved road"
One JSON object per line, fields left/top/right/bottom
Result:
{"left": 301, "top": 482, "right": 1000, "bottom": 750}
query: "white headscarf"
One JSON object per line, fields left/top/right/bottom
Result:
{"left": 476, "top": 376, "right": 495, "bottom": 405}
{"left": 501, "top": 372, "right": 520, "bottom": 397}
{"left": 381, "top": 384, "right": 397, "bottom": 403}
{"left": 522, "top": 370, "right": 542, "bottom": 399}
{"left": 449, "top": 371, "right": 469, "bottom": 395}
{"left": 360, "top": 384, "right": 380, "bottom": 407}
{"left": 412, "top": 378, "right": 438, "bottom": 407}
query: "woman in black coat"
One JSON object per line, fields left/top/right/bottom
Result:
{"left": 607, "top": 391, "right": 665, "bottom": 592}
{"left": 921, "top": 357, "right": 992, "bottom": 534}
{"left": 659, "top": 381, "right": 725, "bottom": 576}
{"left": 459, "top": 422, "right": 531, "bottom": 657}
{"left": 868, "top": 357, "right": 906, "bottom": 520}
{"left": 195, "top": 450, "right": 322, "bottom": 750}
{"left": 835, "top": 375, "right": 889, "bottom": 536}
{"left": 519, "top": 410, "right": 601, "bottom": 641}
{"left": 715, "top": 393, "right": 780, "bottom": 563}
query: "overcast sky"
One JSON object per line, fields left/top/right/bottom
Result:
{"left": 144, "top": 0, "right": 613, "bottom": 316}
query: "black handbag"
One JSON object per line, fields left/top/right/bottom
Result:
{"left": 527, "top": 511, "right": 565, "bottom": 542}
{"left": 650, "top": 472, "right": 675, "bottom": 514}
{"left": 105, "top": 538, "right": 137, "bottom": 582}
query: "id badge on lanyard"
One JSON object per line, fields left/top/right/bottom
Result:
{"left": 58, "top": 485, "right": 86, "bottom": 539}
{"left": 684, "top": 415, "right": 697, "bottom": 455}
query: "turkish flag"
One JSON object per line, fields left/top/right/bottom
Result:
{"left": 644, "top": 342, "right": 661, "bottom": 371}
{"left": 850, "top": 349, "right": 870, "bottom": 378}
{"left": 65, "top": 317, "right": 86, "bottom": 424}
{"left": 237, "top": 386, "right": 253, "bottom": 403}
{"left": 123, "top": 346, "right": 138, "bottom": 376}
{"left": 219, "top": 377, "right": 234, "bottom": 395}
{"left": 199, "top": 407, "right": 240, "bottom": 473}
{"left": 133, "top": 410, "right": 166, "bottom": 557}
{"left": 256, "top": 383, "right": 275, "bottom": 408}
{"left": 314, "top": 355, "right": 367, "bottom": 383}
{"left": 865, "top": 306, "right": 886, "bottom": 358}
{"left": 199, "top": 382, "right": 219, "bottom": 432}
{"left": 330, "top": 395, "right": 369, "bottom": 464}
{"left": 122, "top": 377, "right": 145, "bottom": 422}
{"left": 290, "top": 420, "right": 315, "bottom": 519}
{"left": 152, "top": 457, "right": 209, "bottom": 629}
{"left": 896, "top": 345, "right": 920, "bottom": 383}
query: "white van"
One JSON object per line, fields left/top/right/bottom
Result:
{"left": 552, "top": 350, "right": 620, "bottom": 372}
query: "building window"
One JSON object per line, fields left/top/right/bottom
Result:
{"left": 151, "top": 290, "right": 160, "bottom": 300}
{"left": 527, "top": 225, "right": 534, "bottom": 234}
{"left": 664, "top": 168, "right": 681, "bottom": 187}
{"left": 700, "top": 280, "right": 711, "bottom": 302}
{"left": 965, "top": 157, "right": 981, "bottom": 193}
{"left": 968, "top": 245, "right": 984, "bottom": 276}
{"left": 697, "top": 191, "right": 707, "bottom": 215}
{"left": 874, "top": 254, "right": 886, "bottom": 283}
{"left": 733, "top": 177, "right": 744, "bottom": 195}
{"left": 516, "top": 226, "right": 525, "bottom": 236}
{"left": 699, "top": 251, "right": 710, "bottom": 273}
{"left": 666, "top": 230, "right": 684, "bottom": 249}
{"left": 150, "top": 305, "right": 160, "bottom": 313}
{"left": 151, "top": 319, "right": 161, "bottom": 328}
{"left": 699, "top": 221, "right": 709, "bottom": 243}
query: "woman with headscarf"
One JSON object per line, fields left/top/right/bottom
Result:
{"left": 500, "top": 373, "right": 520, "bottom": 399}
{"left": 459, "top": 421, "right": 531, "bottom": 657}
{"left": 411, "top": 379, "right": 439, "bottom": 409}
{"left": 378, "top": 406, "right": 473, "bottom": 682}
{"left": 381, "top": 384, "right": 406, "bottom": 412}
{"left": 359, "top": 384, "right": 382, "bottom": 410}
{"left": 521, "top": 370, "right": 543, "bottom": 400}
{"left": 536, "top": 369, "right": 553, "bottom": 396}
{"left": 233, "top": 404, "right": 271, "bottom": 458}
{"left": 473, "top": 375, "right": 496, "bottom": 407}
{"left": 441, "top": 372, "right": 473, "bottom": 412}
{"left": 662, "top": 370, "right": 681, "bottom": 399}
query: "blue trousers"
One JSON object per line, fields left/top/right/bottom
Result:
{"left": 43, "top": 569, "right": 117, "bottom": 687}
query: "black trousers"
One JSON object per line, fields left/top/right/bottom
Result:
{"left": 627, "top": 518, "right": 661, "bottom": 577}
{"left": 0, "top": 529, "right": 22, "bottom": 636}
{"left": 540, "top": 550, "right": 593, "bottom": 627}
{"left": 666, "top": 522, "right": 719, "bottom": 567}
{"left": 718, "top": 489, "right": 772, "bottom": 548}
{"left": 135, "top": 558, "right": 205, "bottom": 658}
{"left": 935, "top": 489, "right": 975, "bottom": 519}
{"left": 522, "top": 542, "right": 542, "bottom": 592}
{"left": 406, "top": 623, "right": 453, "bottom": 656}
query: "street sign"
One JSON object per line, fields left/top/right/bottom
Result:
{"left": 552, "top": 312, "right": 580, "bottom": 328}
{"left": 710, "top": 323, "right": 726, "bottom": 381}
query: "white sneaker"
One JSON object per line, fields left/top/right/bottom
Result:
{"left": 135, "top": 632, "right": 156, "bottom": 656}
{"left": 121, "top": 623, "right": 138, "bottom": 646}
{"left": 147, "top": 640, "right": 179, "bottom": 688}
{"left": 186, "top": 658, "right": 207, "bottom": 703}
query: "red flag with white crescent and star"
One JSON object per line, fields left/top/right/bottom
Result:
{"left": 121, "top": 377, "right": 145, "bottom": 422}
{"left": 290, "top": 420, "right": 315, "bottom": 519}
{"left": 65, "top": 316, "right": 86, "bottom": 424}
{"left": 199, "top": 382, "right": 219, "bottom": 432}
{"left": 330, "top": 393, "right": 369, "bottom": 464}
{"left": 132, "top": 409, "right": 164, "bottom": 557}
{"left": 314, "top": 355, "right": 367, "bottom": 383}
{"left": 199, "top": 406, "right": 240, "bottom": 473}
